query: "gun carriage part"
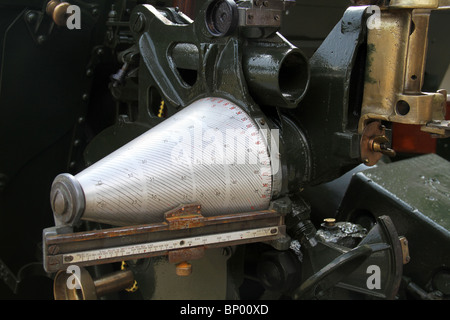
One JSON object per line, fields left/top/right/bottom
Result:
{"left": 35, "top": 0, "right": 448, "bottom": 300}
{"left": 41, "top": 1, "right": 312, "bottom": 298}
{"left": 358, "top": 0, "right": 450, "bottom": 138}
{"left": 336, "top": 154, "right": 450, "bottom": 300}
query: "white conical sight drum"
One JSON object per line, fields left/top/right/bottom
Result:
{"left": 50, "top": 97, "right": 280, "bottom": 227}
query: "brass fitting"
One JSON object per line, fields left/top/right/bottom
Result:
{"left": 176, "top": 261, "right": 192, "bottom": 276}
{"left": 358, "top": 0, "right": 449, "bottom": 140}
{"left": 46, "top": 0, "right": 72, "bottom": 26}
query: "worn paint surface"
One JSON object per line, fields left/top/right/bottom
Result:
{"left": 362, "top": 154, "right": 450, "bottom": 230}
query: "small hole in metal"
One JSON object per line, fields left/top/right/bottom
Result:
{"left": 396, "top": 100, "right": 410, "bottom": 116}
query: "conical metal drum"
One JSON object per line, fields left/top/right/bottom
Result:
{"left": 50, "top": 97, "right": 279, "bottom": 227}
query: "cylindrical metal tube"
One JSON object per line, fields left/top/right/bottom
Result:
{"left": 171, "top": 43, "right": 199, "bottom": 70}
{"left": 94, "top": 270, "right": 135, "bottom": 297}
{"left": 170, "top": 41, "right": 310, "bottom": 109}
{"left": 242, "top": 45, "right": 310, "bottom": 108}
{"left": 53, "top": 268, "right": 135, "bottom": 300}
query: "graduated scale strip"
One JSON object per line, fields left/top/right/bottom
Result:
{"left": 63, "top": 226, "right": 280, "bottom": 265}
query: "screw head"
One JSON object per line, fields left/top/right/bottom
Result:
{"left": 131, "top": 12, "right": 145, "bottom": 33}
{"left": 48, "top": 245, "right": 60, "bottom": 255}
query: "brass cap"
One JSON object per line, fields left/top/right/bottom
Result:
{"left": 323, "top": 218, "right": 336, "bottom": 227}
{"left": 176, "top": 262, "right": 192, "bottom": 276}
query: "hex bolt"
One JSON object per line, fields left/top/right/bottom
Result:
{"left": 271, "top": 199, "right": 292, "bottom": 215}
